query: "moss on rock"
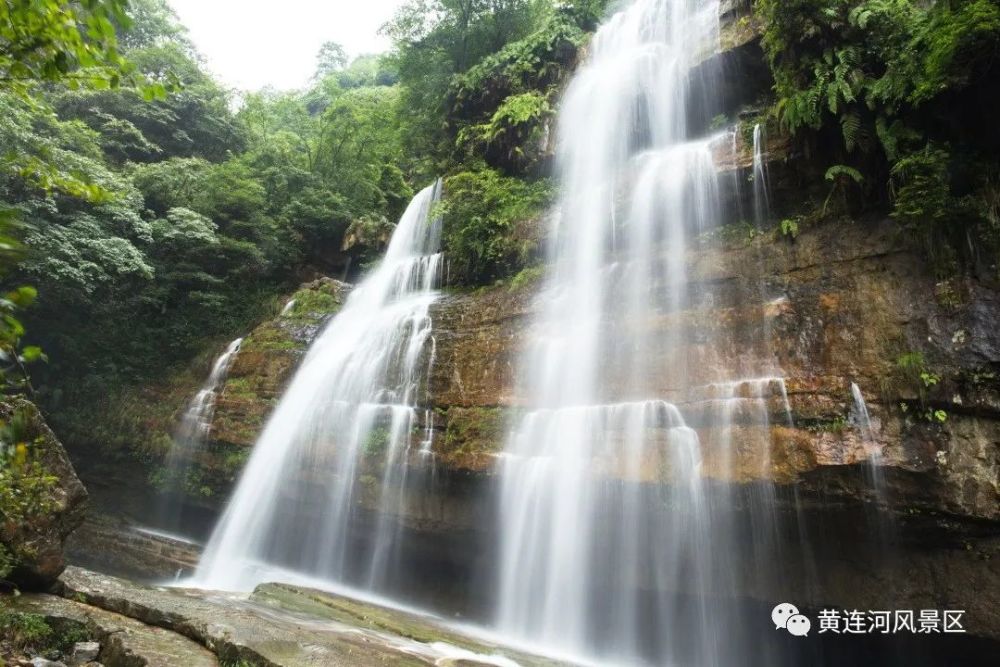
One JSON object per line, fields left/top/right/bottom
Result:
{"left": 0, "top": 398, "right": 87, "bottom": 590}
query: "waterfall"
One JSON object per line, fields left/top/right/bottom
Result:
{"left": 194, "top": 180, "right": 443, "bottom": 593}
{"left": 851, "top": 381, "right": 888, "bottom": 502}
{"left": 850, "top": 381, "right": 874, "bottom": 444}
{"left": 158, "top": 337, "right": 243, "bottom": 534}
{"left": 495, "top": 1, "right": 796, "bottom": 663}
{"left": 751, "top": 122, "right": 769, "bottom": 225}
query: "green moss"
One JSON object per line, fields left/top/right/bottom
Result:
{"left": 362, "top": 427, "right": 391, "bottom": 459}
{"left": 221, "top": 376, "right": 259, "bottom": 399}
{"left": 219, "top": 446, "right": 252, "bottom": 481}
{"left": 286, "top": 282, "right": 346, "bottom": 322}
{"left": 436, "top": 407, "right": 507, "bottom": 470}
{"left": 509, "top": 264, "right": 546, "bottom": 291}
{"left": 804, "top": 415, "right": 848, "bottom": 434}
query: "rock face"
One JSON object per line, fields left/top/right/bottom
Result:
{"left": 65, "top": 513, "right": 201, "bottom": 583}
{"left": 210, "top": 278, "right": 350, "bottom": 450}
{"left": 148, "top": 217, "right": 1000, "bottom": 533}
{"left": 425, "top": 219, "right": 1000, "bottom": 515}
{"left": 0, "top": 398, "right": 88, "bottom": 589}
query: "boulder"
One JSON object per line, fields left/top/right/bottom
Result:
{"left": 1, "top": 398, "right": 88, "bottom": 589}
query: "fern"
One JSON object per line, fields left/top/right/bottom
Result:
{"left": 841, "top": 110, "right": 862, "bottom": 153}
{"left": 823, "top": 164, "right": 865, "bottom": 216}
{"left": 825, "top": 165, "right": 864, "bottom": 184}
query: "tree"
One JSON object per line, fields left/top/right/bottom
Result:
{"left": 314, "top": 41, "right": 349, "bottom": 80}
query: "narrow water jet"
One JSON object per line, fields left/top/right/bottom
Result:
{"left": 194, "top": 180, "right": 444, "bottom": 594}
{"left": 157, "top": 337, "right": 243, "bottom": 535}
{"left": 851, "top": 381, "right": 890, "bottom": 510}
{"left": 752, "top": 122, "right": 770, "bottom": 225}
{"left": 850, "top": 381, "right": 875, "bottom": 444}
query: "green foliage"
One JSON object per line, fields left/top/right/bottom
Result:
{"left": 457, "top": 91, "right": 553, "bottom": 171}
{"left": 363, "top": 427, "right": 391, "bottom": 459}
{"left": 0, "top": 0, "right": 154, "bottom": 95}
{"left": 0, "top": 407, "right": 58, "bottom": 581}
{"left": 0, "top": 0, "right": 172, "bottom": 200}
{"left": 895, "top": 351, "right": 948, "bottom": 422}
{"left": 0, "top": 279, "right": 46, "bottom": 393}
{"left": 440, "top": 168, "right": 553, "bottom": 284}
{"left": 757, "top": 0, "right": 1000, "bottom": 266}
{"left": 888, "top": 145, "right": 972, "bottom": 270}
{"left": 449, "top": 10, "right": 584, "bottom": 172}
{"left": 314, "top": 41, "right": 349, "bottom": 80}
{"left": 385, "top": 0, "right": 565, "bottom": 175}
{"left": 509, "top": 263, "right": 546, "bottom": 291}
{"left": 779, "top": 217, "right": 800, "bottom": 239}
{"left": 0, "top": 609, "right": 53, "bottom": 651}
{"left": 0, "top": 542, "right": 16, "bottom": 580}
{"left": 823, "top": 163, "right": 864, "bottom": 214}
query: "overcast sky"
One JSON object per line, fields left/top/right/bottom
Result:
{"left": 167, "top": 0, "right": 409, "bottom": 92}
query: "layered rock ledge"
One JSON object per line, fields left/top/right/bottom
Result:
{"left": 38, "top": 566, "right": 564, "bottom": 666}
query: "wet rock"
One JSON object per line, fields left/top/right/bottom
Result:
{"left": 9, "top": 590, "right": 217, "bottom": 667}
{"left": 69, "top": 641, "right": 99, "bottom": 665}
{"left": 53, "top": 566, "right": 564, "bottom": 666}
{"left": 0, "top": 398, "right": 88, "bottom": 589}
{"left": 30, "top": 659, "right": 67, "bottom": 667}
{"left": 211, "top": 277, "right": 350, "bottom": 450}
{"left": 424, "top": 219, "right": 1000, "bottom": 522}
{"left": 65, "top": 514, "right": 200, "bottom": 583}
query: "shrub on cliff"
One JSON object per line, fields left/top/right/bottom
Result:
{"left": 440, "top": 167, "right": 553, "bottom": 285}
{"left": 756, "top": 0, "right": 1000, "bottom": 273}
{"left": 449, "top": 11, "right": 585, "bottom": 173}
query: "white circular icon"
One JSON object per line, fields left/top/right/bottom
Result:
{"left": 787, "top": 614, "right": 811, "bottom": 636}
{"left": 771, "top": 602, "right": 799, "bottom": 630}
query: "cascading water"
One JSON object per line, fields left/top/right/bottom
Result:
{"left": 751, "top": 122, "right": 770, "bottom": 225}
{"left": 495, "top": 1, "right": 797, "bottom": 663}
{"left": 851, "top": 381, "right": 889, "bottom": 510}
{"left": 850, "top": 381, "right": 875, "bottom": 444}
{"left": 194, "top": 180, "right": 444, "bottom": 593}
{"left": 157, "top": 337, "right": 243, "bottom": 534}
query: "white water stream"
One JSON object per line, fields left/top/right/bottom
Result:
{"left": 158, "top": 337, "right": 243, "bottom": 533}
{"left": 194, "top": 180, "right": 443, "bottom": 592}
{"left": 494, "top": 1, "right": 794, "bottom": 663}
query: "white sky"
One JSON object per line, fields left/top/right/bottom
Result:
{"left": 167, "top": 0, "right": 409, "bottom": 92}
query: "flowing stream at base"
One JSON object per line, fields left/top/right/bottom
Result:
{"left": 495, "top": 0, "right": 799, "bottom": 664}
{"left": 194, "top": 180, "right": 443, "bottom": 592}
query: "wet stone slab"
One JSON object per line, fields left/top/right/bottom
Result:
{"left": 56, "top": 567, "right": 567, "bottom": 666}
{"left": 9, "top": 592, "right": 218, "bottom": 667}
